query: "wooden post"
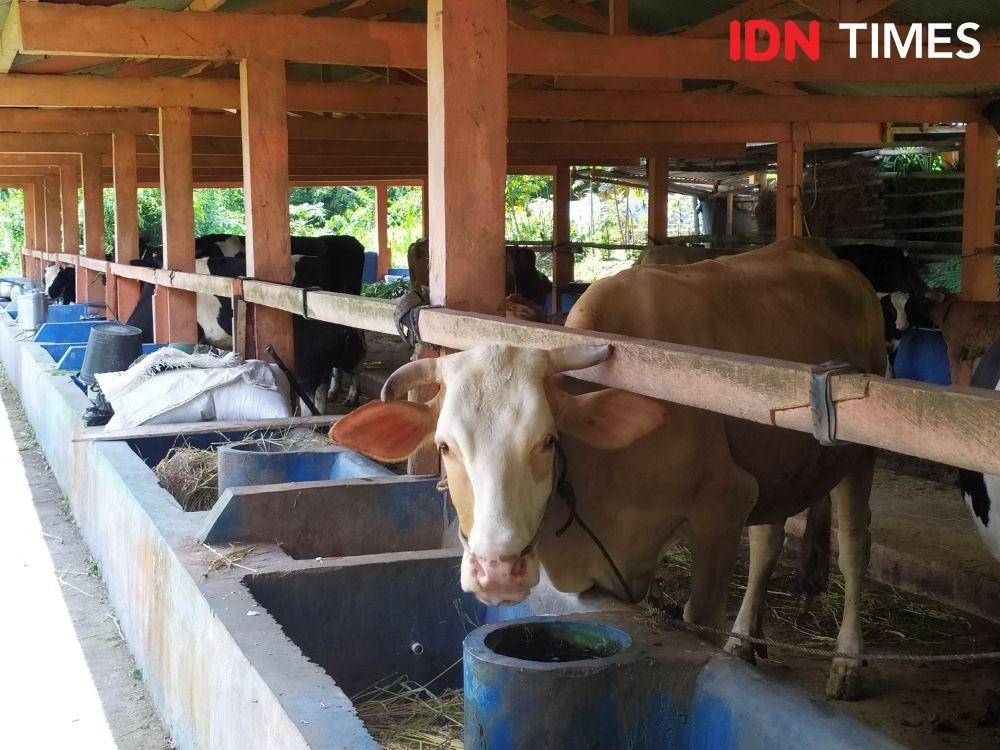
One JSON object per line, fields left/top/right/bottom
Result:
{"left": 426, "top": 0, "right": 507, "bottom": 313}
{"left": 113, "top": 130, "right": 141, "bottom": 322}
{"left": 647, "top": 156, "right": 668, "bottom": 245}
{"left": 22, "top": 185, "right": 35, "bottom": 277}
{"left": 725, "top": 190, "right": 735, "bottom": 236}
{"left": 158, "top": 107, "right": 198, "bottom": 343}
{"left": 961, "top": 119, "right": 999, "bottom": 303}
{"left": 421, "top": 179, "right": 429, "bottom": 239}
{"left": 776, "top": 135, "right": 803, "bottom": 239}
{"left": 552, "top": 163, "right": 572, "bottom": 314}
{"left": 31, "top": 178, "right": 46, "bottom": 283}
{"left": 81, "top": 149, "right": 106, "bottom": 303}
{"left": 59, "top": 161, "right": 83, "bottom": 299}
{"left": 375, "top": 182, "right": 390, "bottom": 280}
{"left": 609, "top": 0, "right": 629, "bottom": 35}
{"left": 43, "top": 173, "right": 62, "bottom": 267}
{"left": 240, "top": 55, "right": 294, "bottom": 364}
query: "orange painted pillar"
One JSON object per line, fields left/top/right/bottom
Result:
{"left": 22, "top": 184, "right": 36, "bottom": 278}
{"left": 609, "top": 0, "right": 629, "bottom": 34}
{"left": 426, "top": 0, "right": 507, "bottom": 314}
{"left": 776, "top": 135, "right": 803, "bottom": 240}
{"left": 113, "top": 131, "right": 142, "bottom": 322}
{"left": 647, "top": 156, "right": 668, "bottom": 245}
{"left": 376, "top": 183, "right": 390, "bottom": 280}
{"left": 43, "top": 174, "right": 62, "bottom": 284}
{"left": 82, "top": 149, "right": 106, "bottom": 304}
{"left": 421, "top": 179, "right": 429, "bottom": 239}
{"left": 962, "top": 119, "right": 999, "bottom": 302}
{"left": 158, "top": 107, "right": 199, "bottom": 344}
{"left": 240, "top": 55, "right": 294, "bottom": 363}
{"left": 59, "top": 161, "right": 84, "bottom": 301}
{"left": 552, "top": 164, "right": 572, "bottom": 314}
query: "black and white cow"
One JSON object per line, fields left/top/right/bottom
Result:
{"left": 958, "top": 341, "right": 1000, "bottom": 561}
{"left": 832, "top": 245, "right": 933, "bottom": 362}
{"left": 45, "top": 265, "right": 77, "bottom": 305}
{"left": 125, "top": 234, "right": 367, "bottom": 412}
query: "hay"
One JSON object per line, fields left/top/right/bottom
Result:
{"left": 353, "top": 674, "right": 464, "bottom": 750}
{"left": 650, "top": 543, "right": 972, "bottom": 647}
{"left": 153, "top": 428, "right": 333, "bottom": 511}
{"left": 154, "top": 446, "right": 218, "bottom": 511}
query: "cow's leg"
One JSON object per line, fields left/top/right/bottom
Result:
{"left": 724, "top": 522, "right": 784, "bottom": 663}
{"left": 684, "top": 469, "right": 757, "bottom": 641}
{"left": 330, "top": 367, "right": 344, "bottom": 401}
{"left": 310, "top": 377, "right": 330, "bottom": 416}
{"left": 345, "top": 371, "right": 361, "bottom": 407}
{"left": 826, "top": 451, "right": 875, "bottom": 700}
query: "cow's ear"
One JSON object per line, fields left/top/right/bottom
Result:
{"left": 329, "top": 400, "right": 437, "bottom": 462}
{"left": 551, "top": 388, "right": 666, "bottom": 451}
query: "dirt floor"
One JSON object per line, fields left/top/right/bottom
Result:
{"left": 0, "top": 371, "right": 173, "bottom": 749}
{"left": 651, "top": 513, "right": 1000, "bottom": 748}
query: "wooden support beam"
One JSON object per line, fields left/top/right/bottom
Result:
{"left": 961, "top": 119, "right": 999, "bottom": 303}
{"left": 113, "top": 131, "right": 141, "bottom": 322}
{"left": 42, "top": 173, "right": 61, "bottom": 257}
{"left": 422, "top": 179, "right": 429, "bottom": 238}
{"left": 22, "top": 182, "right": 35, "bottom": 251}
{"left": 679, "top": 0, "right": 789, "bottom": 38}
{"left": 427, "top": 0, "right": 507, "bottom": 314}
{"left": 375, "top": 183, "right": 390, "bottom": 281}
{"left": 81, "top": 149, "right": 106, "bottom": 303}
{"left": 609, "top": 0, "right": 629, "bottom": 35}
{"left": 14, "top": 3, "right": 1000, "bottom": 83}
{"left": 240, "top": 55, "right": 294, "bottom": 365}
{"left": 647, "top": 156, "right": 668, "bottom": 245}
{"left": 158, "top": 107, "right": 198, "bottom": 344}
{"left": 0, "top": 0, "right": 21, "bottom": 74}
{"left": 507, "top": 4, "right": 551, "bottom": 32}
{"left": 726, "top": 191, "right": 735, "bottom": 236}
{"left": 552, "top": 164, "right": 572, "bottom": 314}
{"left": 776, "top": 135, "right": 804, "bottom": 239}
{"left": 16, "top": 4, "right": 427, "bottom": 68}
{"left": 0, "top": 83, "right": 982, "bottom": 127}
{"left": 59, "top": 160, "right": 82, "bottom": 295}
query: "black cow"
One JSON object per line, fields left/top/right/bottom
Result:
{"left": 958, "top": 341, "right": 1000, "bottom": 561}
{"left": 125, "top": 234, "right": 367, "bottom": 412}
{"left": 832, "top": 245, "right": 932, "bottom": 361}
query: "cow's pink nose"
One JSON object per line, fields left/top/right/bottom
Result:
{"left": 470, "top": 554, "right": 528, "bottom": 602}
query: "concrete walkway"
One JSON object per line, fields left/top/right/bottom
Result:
{"left": 0, "top": 372, "right": 171, "bottom": 749}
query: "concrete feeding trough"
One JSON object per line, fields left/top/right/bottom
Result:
{"left": 0, "top": 312, "right": 905, "bottom": 750}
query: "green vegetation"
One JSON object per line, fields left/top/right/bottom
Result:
{"left": 0, "top": 173, "right": 699, "bottom": 283}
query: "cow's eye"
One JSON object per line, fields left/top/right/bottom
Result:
{"left": 543, "top": 434, "right": 557, "bottom": 450}
{"left": 438, "top": 442, "right": 450, "bottom": 455}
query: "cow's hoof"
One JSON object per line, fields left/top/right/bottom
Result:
{"left": 724, "top": 636, "right": 757, "bottom": 664}
{"left": 826, "top": 658, "right": 863, "bottom": 700}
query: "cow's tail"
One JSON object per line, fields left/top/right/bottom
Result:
{"left": 790, "top": 494, "right": 832, "bottom": 614}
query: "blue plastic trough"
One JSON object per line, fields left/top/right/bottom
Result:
{"left": 216, "top": 442, "right": 391, "bottom": 495}
{"left": 56, "top": 342, "right": 164, "bottom": 373}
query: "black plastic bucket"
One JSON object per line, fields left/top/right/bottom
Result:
{"left": 80, "top": 324, "right": 144, "bottom": 385}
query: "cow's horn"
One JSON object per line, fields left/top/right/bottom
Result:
{"left": 381, "top": 358, "right": 440, "bottom": 401}
{"left": 547, "top": 344, "right": 613, "bottom": 374}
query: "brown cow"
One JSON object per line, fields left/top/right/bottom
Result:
{"left": 333, "top": 238, "right": 884, "bottom": 700}
{"left": 919, "top": 291, "right": 1000, "bottom": 384}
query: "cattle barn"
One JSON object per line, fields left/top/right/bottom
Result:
{"left": 1, "top": 1, "right": 1000, "bottom": 748}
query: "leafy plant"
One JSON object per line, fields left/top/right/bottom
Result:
{"left": 362, "top": 277, "right": 410, "bottom": 299}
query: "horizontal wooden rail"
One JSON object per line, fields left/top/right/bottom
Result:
{"left": 23, "top": 249, "right": 1000, "bottom": 475}
{"left": 105, "top": 261, "right": 233, "bottom": 296}
{"left": 79, "top": 256, "right": 108, "bottom": 272}
{"left": 56, "top": 252, "right": 80, "bottom": 265}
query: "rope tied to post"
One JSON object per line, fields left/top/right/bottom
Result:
{"left": 393, "top": 287, "right": 439, "bottom": 348}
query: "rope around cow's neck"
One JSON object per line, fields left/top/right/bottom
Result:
{"left": 551, "top": 441, "right": 637, "bottom": 605}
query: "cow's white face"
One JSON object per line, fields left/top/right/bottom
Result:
{"left": 330, "top": 344, "right": 666, "bottom": 605}
{"left": 44, "top": 265, "right": 59, "bottom": 293}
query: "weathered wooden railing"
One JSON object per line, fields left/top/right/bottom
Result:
{"left": 22, "top": 247, "right": 1000, "bottom": 476}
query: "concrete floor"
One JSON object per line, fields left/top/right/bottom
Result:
{"left": 0, "top": 371, "right": 172, "bottom": 750}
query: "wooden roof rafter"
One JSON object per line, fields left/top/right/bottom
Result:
{"left": 11, "top": 3, "right": 1000, "bottom": 82}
